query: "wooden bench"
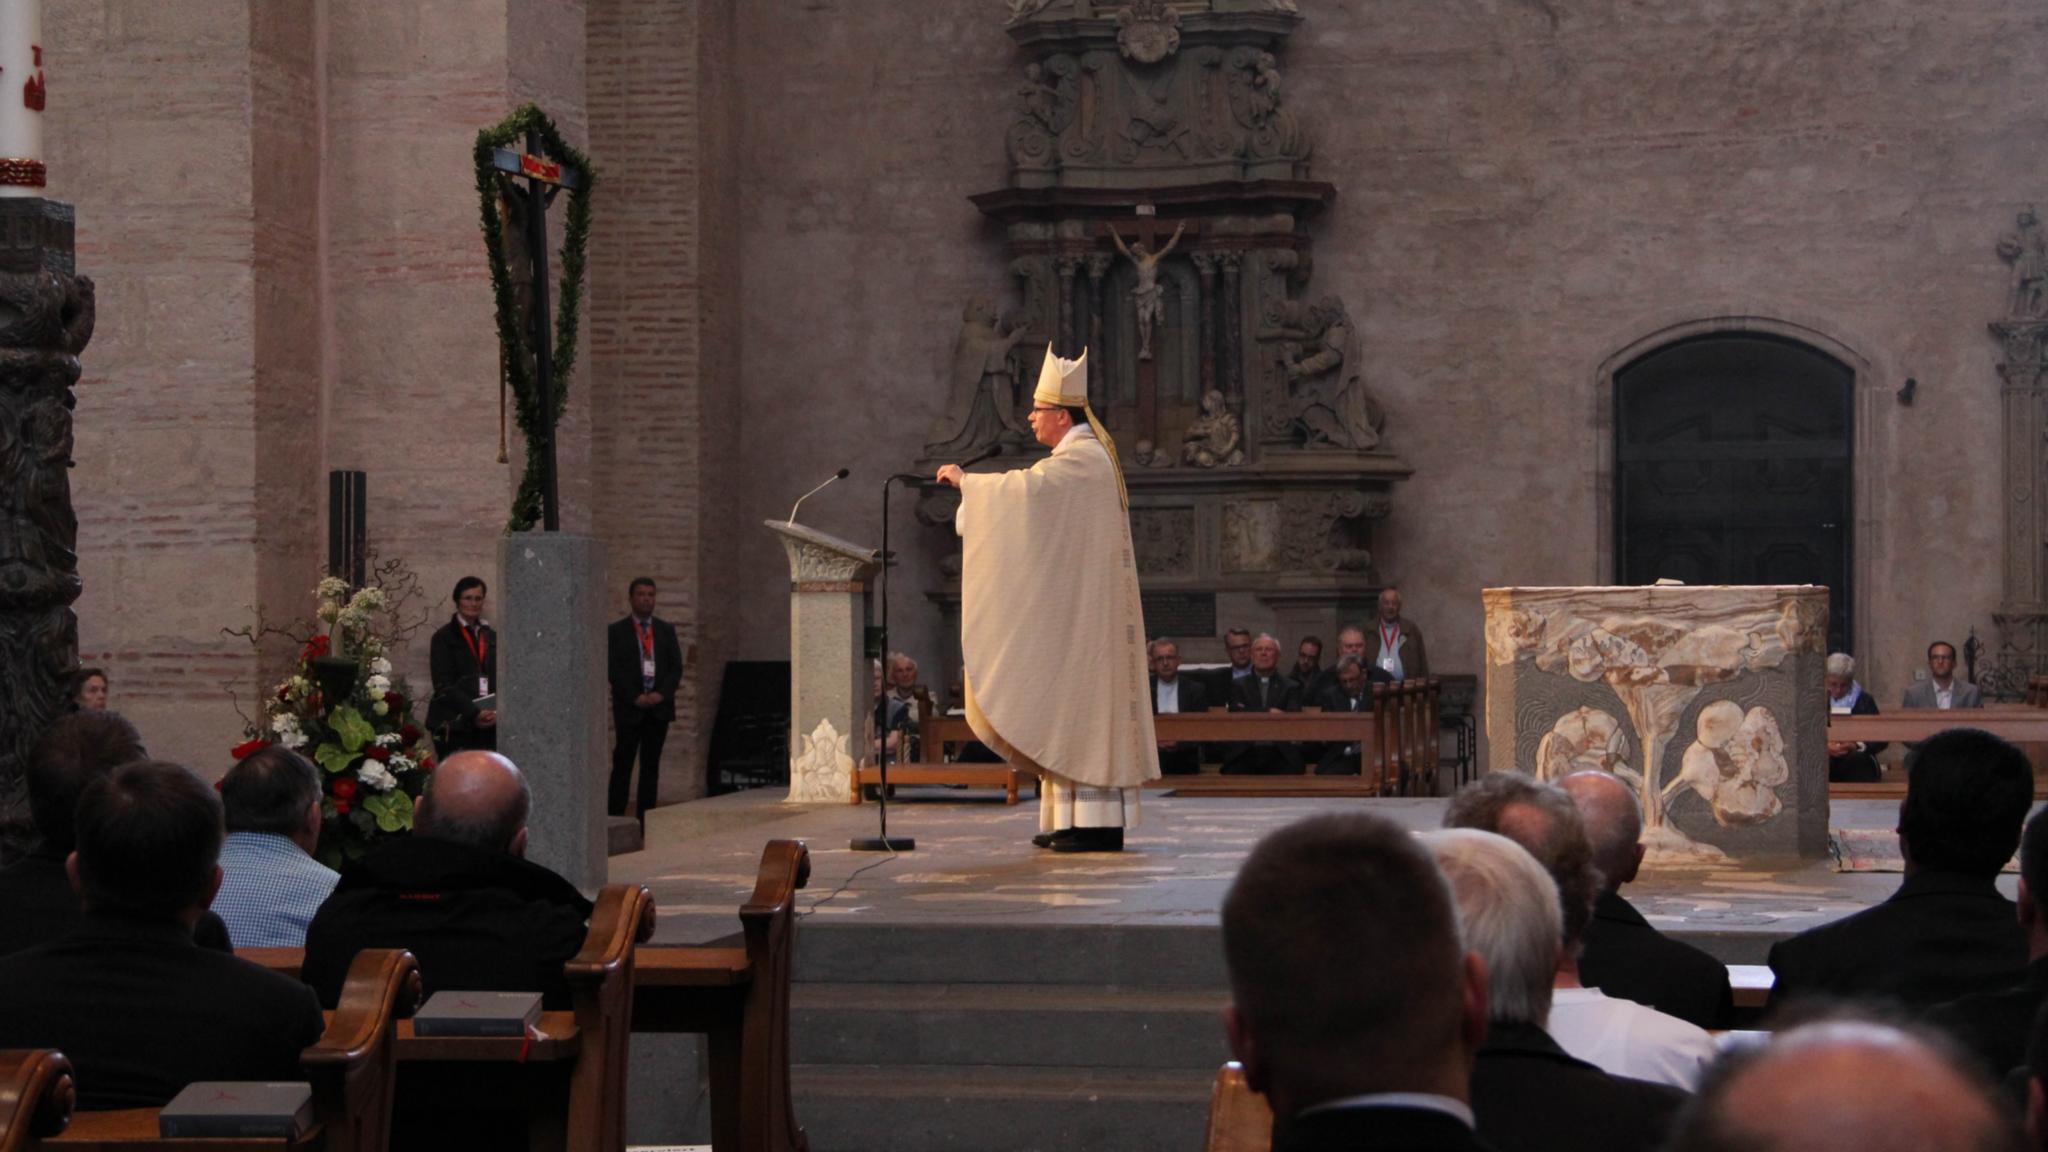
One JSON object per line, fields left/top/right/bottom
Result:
{"left": 630, "top": 839, "right": 810, "bottom": 1152}
{"left": 1203, "top": 1062, "right": 1272, "bottom": 1152}
{"left": 239, "top": 842, "right": 810, "bottom": 1152}
{"left": 919, "top": 678, "right": 1444, "bottom": 798}
{"left": 0, "top": 948, "right": 420, "bottom": 1152}
{"left": 849, "top": 762, "right": 1023, "bottom": 804}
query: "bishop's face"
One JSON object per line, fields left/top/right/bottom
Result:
{"left": 1028, "top": 403, "right": 1072, "bottom": 449}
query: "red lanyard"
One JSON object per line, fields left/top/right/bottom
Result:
{"left": 1380, "top": 621, "right": 1400, "bottom": 651}
{"left": 461, "top": 622, "right": 487, "bottom": 667}
{"left": 638, "top": 619, "right": 653, "bottom": 659}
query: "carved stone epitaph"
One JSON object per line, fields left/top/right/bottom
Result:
{"left": 1981, "top": 207, "right": 2048, "bottom": 698}
{"left": 914, "top": 1, "right": 1411, "bottom": 675}
{"left": 0, "top": 198, "right": 93, "bottom": 857}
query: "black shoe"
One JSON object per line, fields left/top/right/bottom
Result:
{"left": 1031, "top": 832, "right": 1056, "bottom": 848}
{"left": 1032, "top": 828, "right": 1080, "bottom": 849}
{"left": 1050, "top": 827, "right": 1124, "bottom": 853}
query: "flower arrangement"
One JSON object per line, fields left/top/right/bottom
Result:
{"left": 230, "top": 571, "right": 436, "bottom": 869}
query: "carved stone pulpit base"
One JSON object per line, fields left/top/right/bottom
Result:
{"left": 766, "top": 520, "right": 879, "bottom": 803}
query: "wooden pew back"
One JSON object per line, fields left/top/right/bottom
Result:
{"left": 1203, "top": 1062, "right": 1272, "bottom": 1152}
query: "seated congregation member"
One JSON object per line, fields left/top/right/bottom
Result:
{"left": 1562, "top": 770, "right": 1733, "bottom": 1029}
{"left": 1903, "top": 640, "right": 1984, "bottom": 710}
{"left": 1293, "top": 634, "right": 1323, "bottom": 685}
{"left": 1423, "top": 829, "right": 1687, "bottom": 1152}
{"left": 302, "top": 750, "right": 592, "bottom": 1009}
{"left": 71, "top": 665, "right": 109, "bottom": 712}
{"left": 1306, "top": 624, "right": 1370, "bottom": 701}
{"left": 1445, "top": 773, "right": 1716, "bottom": 1089}
{"left": 212, "top": 745, "right": 339, "bottom": 948}
{"left": 1223, "top": 633, "right": 1304, "bottom": 775}
{"left": 426, "top": 575, "right": 498, "bottom": 752}
{"left": 1312, "top": 656, "right": 1389, "bottom": 776}
{"left": 0, "top": 711, "right": 232, "bottom": 957}
{"left": 1825, "top": 652, "right": 1887, "bottom": 783}
{"left": 0, "top": 761, "right": 324, "bottom": 1111}
{"left": 1148, "top": 638, "right": 1208, "bottom": 776}
{"left": 1221, "top": 813, "right": 1495, "bottom": 1152}
{"left": 1668, "top": 1018, "right": 2026, "bottom": 1152}
{"left": 1928, "top": 804, "right": 2048, "bottom": 1079}
{"left": 1770, "top": 727, "right": 2031, "bottom": 1010}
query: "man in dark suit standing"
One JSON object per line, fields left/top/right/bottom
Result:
{"left": 426, "top": 575, "right": 497, "bottom": 752}
{"left": 1769, "top": 728, "right": 2033, "bottom": 1010}
{"left": 0, "top": 760, "right": 324, "bottom": 1111}
{"left": 1563, "top": 770, "right": 1733, "bottom": 1029}
{"left": 1223, "top": 813, "right": 1495, "bottom": 1152}
{"left": 1148, "top": 638, "right": 1209, "bottom": 776}
{"left": 607, "top": 576, "right": 684, "bottom": 823}
{"left": 1224, "top": 634, "right": 1304, "bottom": 775}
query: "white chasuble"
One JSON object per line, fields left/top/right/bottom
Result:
{"left": 956, "top": 426, "right": 1159, "bottom": 829}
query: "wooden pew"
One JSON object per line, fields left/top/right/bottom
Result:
{"left": 0, "top": 948, "right": 420, "bottom": 1152}
{"left": 631, "top": 839, "right": 811, "bottom": 1152}
{"left": 1203, "top": 1062, "right": 1272, "bottom": 1152}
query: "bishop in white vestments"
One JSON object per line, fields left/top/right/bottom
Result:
{"left": 936, "top": 347, "right": 1160, "bottom": 852}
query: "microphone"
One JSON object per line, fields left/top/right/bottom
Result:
{"left": 787, "top": 467, "right": 850, "bottom": 525}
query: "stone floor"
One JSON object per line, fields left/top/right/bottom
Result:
{"left": 608, "top": 785, "right": 2013, "bottom": 962}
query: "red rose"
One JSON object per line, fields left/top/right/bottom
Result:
{"left": 399, "top": 724, "right": 422, "bottom": 744}
{"left": 276, "top": 685, "right": 290, "bottom": 702}
{"left": 332, "top": 777, "right": 359, "bottom": 800}
{"left": 303, "top": 634, "right": 330, "bottom": 661}
{"left": 364, "top": 745, "right": 392, "bottom": 763}
{"left": 384, "top": 691, "right": 403, "bottom": 708}
{"left": 231, "top": 738, "right": 271, "bottom": 761}
{"left": 334, "top": 800, "right": 350, "bottom": 816}
{"left": 420, "top": 755, "right": 436, "bottom": 771}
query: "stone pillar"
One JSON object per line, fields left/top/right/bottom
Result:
{"left": 497, "top": 532, "right": 610, "bottom": 894}
{"left": 765, "top": 520, "right": 877, "bottom": 803}
{"left": 1086, "top": 253, "right": 1110, "bottom": 364}
{"left": 1220, "top": 252, "right": 1244, "bottom": 405}
{"left": 0, "top": 198, "right": 91, "bottom": 858}
{"left": 1192, "top": 251, "right": 1218, "bottom": 400}
{"left": 1057, "top": 254, "right": 1083, "bottom": 358}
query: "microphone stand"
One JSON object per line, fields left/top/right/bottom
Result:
{"left": 852, "top": 470, "right": 927, "bottom": 853}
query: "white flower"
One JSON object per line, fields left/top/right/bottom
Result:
{"left": 373, "top": 701, "right": 389, "bottom": 716}
{"left": 376, "top": 733, "right": 402, "bottom": 748}
{"left": 316, "top": 576, "right": 351, "bottom": 601}
{"left": 370, "top": 657, "right": 392, "bottom": 677}
{"left": 366, "top": 674, "right": 392, "bottom": 696}
{"left": 270, "top": 713, "right": 296, "bottom": 736}
{"left": 388, "top": 753, "right": 416, "bottom": 775}
{"left": 357, "top": 762, "right": 399, "bottom": 792}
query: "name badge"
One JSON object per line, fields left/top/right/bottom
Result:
{"left": 1379, "top": 655, "right": 1398, "bottom": 672}
{"left": 642, "top": 657, "right": 656, "bottom": 679}
{"left": 478, "top": 677, "right": 491, "bottom": 697}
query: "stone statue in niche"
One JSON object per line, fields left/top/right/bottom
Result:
{"left": 924, "top": 299, "right": 1030, "bottom": 459}
{"left": 1007, "top": 58, "right": 1078, "bottom": 171}
{"left": 1998, "top": 207, "right": 2046, "bottom": 320}
{"left": 1108, "top": 221, "right": 1184, "bottom": 361}
{"left": 1181, "top": 389, "right": 1244, "bottom": 467}
{"left": 1272, "top": 295, "right": 1385, "bottom": 451}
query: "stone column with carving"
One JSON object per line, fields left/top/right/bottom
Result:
{"left": 764, "top": 520, "right": 878, "bottom": 803}
{"left": 0, "top": 198, "right": 93, "bottom": 859}
{"left": 1086, "top": 252, "right": 1111, "bottom": 363}
{"left": 1056, "top": 253, "right": 1083, "bottom": 358}
{"left": 1990, "top": 319, "right": 2048, "bottom": 681}
{"left": 1220, "top": 252, "right": 1244, "bottom": 405}
{"left": 1191, "top": 250, "right": 1218, "bottom": 400}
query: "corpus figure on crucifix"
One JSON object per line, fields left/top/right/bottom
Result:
{"left": 1109, "top": 221, "right": 1185, "bottom": 361}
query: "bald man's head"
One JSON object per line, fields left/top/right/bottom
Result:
{"left": 418, "top": 751, "right": 531, "bottom": 857}
{"left": 1671, "top": 1020, "right": 2023, "bottom": 1152}
{"left": 1561, "top": 771, "right": 1644, "bottom": 893}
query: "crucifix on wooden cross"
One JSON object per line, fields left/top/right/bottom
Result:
{"left": 1102, "top": 213, "right": 1197, "bottom": 454}
{"left": 491, "top": 133, "right": 583, "bottom": 531}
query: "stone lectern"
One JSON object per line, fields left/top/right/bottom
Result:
{"left": 1483, "top": 585, "right": 1830, "bottom": 862}
{"left": 765, "top": 520, "right": 878, "bottom": 803}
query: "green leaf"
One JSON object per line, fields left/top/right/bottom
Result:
{"left": 362, "top": 790, "right": 415, "bottom": 834}
{"left": 331, "top": 707, "right": 376, "bottom": 753}
{"left": 314, "top": 743, "right": 359, "bottom": 776}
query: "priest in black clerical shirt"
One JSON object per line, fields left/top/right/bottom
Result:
{"left": 1224, "top": 634, "right": 1303, "bottom": 775}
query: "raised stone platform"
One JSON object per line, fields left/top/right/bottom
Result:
{"left": 607, "top": 788, "right": 2006, "bottom": 1152}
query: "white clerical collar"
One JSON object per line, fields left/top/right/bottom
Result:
{"left": 1299, "top": 1093, "right": 1474, "bottom": 1128}
{"left": 1058, "top": 423, "right": 1094, "bottom": 449}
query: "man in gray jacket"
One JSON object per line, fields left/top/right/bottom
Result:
{"left": 1901, "top": 641, "right": 1982, "bottom": 709}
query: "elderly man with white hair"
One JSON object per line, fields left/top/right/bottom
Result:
{"left": 1224, "top": 632, "right": 1304, "bottom": 774}
{"left": 1824, "top": 651, "right": 1886, "bottom": 782}
{"left": 1423, "top": 827, "right": 1685, "bottom": 1152}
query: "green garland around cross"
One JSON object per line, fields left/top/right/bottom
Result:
{"left": 473, "top": 103, "right": 597, "bottom": 532}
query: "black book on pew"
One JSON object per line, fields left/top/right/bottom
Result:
{"left": 159, "top": 1082, "right": 314, "bottom": 1139}
{"left": 413, "top": 989, "right": 544, "bottom": 1036}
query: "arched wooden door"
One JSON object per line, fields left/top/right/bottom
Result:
{"left": 1614, "top": 333, "right": 1854, "bottom": 654}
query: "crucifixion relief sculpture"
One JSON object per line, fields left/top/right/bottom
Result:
{"left": 1108, "top": 220, "right": 1185, "bottom": 360}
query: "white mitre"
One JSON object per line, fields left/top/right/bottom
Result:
{"left": 1029, "top": 344, "right": 1126, "bottom": 508}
